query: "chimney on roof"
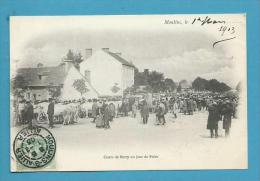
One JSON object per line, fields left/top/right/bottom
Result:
{"left": 115, "top": 52, "right": 122, "bottom": 56}
{"left": 102, "top": 48, "right": 109, "bottom": 52}
{"left": 85, "top": 48, "right": 92, "bottom": 60}
{"left": 84, "top": 70, "right": 91, "bottom": 83}
{"left": 37, "top": 63, "right": 43, "bottom": 68}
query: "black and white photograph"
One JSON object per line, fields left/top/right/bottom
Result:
{"left": 10, "top": 14, "right": 247, "bottom": 171}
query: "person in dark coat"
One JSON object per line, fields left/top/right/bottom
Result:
{"left": 187, "top": 99, "right": 193, "bottom": 115}
{"left": 155, "top": 102, "right": 166, "bottom": 125}
{"left": 91, "top": 99, "right": 98, "bottom": 122}
{"left": 108, "top": 102, "right": 116, "bottom": 121}
{"left": 207, "top": 102, "right": 220, "bottom": 138}
{"left": 47, "top": 98, "right": 55, "bottom": 128}
{"left": 197, "top": 99, "right": 202, "bottom": 111}
{"left": 25, "top": 100, "right": 34, "bottom": 129}
{"left": 18, "top": 99, "right": 26, "bottom": 124}
{"left": 222, "top": 100, "right": 233, "bottom": 137}
{"left": 183, "top": 99, "right": 188, "bottom": 115}
{"left": 95, "top": 102, "right": 104, "bottom": 128}
{"left": 140, "top": 100, "right": 149, "bottom": 124}
{"left": 103, "top": 103, "right": 111, "bottom": 129}
{"left": 121, "top": 99, "right": 129, "bottom": 117}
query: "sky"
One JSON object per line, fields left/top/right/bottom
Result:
{"left": 10, "top": 15, "right": 246, "bottom": 88}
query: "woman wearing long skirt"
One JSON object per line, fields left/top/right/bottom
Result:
{"left": 104, "top": 104, "right": 111, "bottom": 129}
{"left": 96, "top": 104, "right": 104, "bottom": 128}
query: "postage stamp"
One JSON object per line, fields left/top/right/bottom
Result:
{"left": 13, "top": 126, "right": 56, "bottom": 169}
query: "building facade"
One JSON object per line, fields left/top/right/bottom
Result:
{"left": 80, "top": 48, "right": 135, "bottom": 97}
{"left": 15, "top": 62, "right": 98, "bottom": 102}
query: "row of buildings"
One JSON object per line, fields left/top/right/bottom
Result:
{"left": 15, "top": 48, "right": 136, "bottom": 101}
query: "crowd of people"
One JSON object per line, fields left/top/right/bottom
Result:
{"left": 16, "top": 98, "right": 55, "bottom": 129}
{"left": 87, "top": 91, "right": 239, "bottom": 136}
{"left": 15, "top": 91, "right": 239, "bottom": 137}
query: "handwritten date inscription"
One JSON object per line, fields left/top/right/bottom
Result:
{"left": 192, "top": 16, "right": 236, "bottom": 48}
{"left": 192, "top": 16, "right": 226, "bottom": 26}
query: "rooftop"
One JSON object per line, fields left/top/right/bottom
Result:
{"left": 105, "top": 50, "right": 135, "bottom": 68}
{"left": 16, "top": 65, "right": 67, "bottom": 87}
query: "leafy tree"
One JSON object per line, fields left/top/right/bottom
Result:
{"left": 192, "top": 77, "right": 231, "bottom": 92}
{"left": 164, "top": 78, "right": 177, "bottom": 92}
{"left": 11, "top": 75, "right": 28, "bottom": 125}
{"left": 48, "top": 86, "right": 61, "bottom": 98}
{"left": 207, "top": 79, "right": 230, "bottom": 92}
{"left": 134, "top": 69, "right": 148, "bottom": 86}
{"left": 147, "top": 71, "right": 165, "bottom": 93}
{"left": 73, "top": 79, "right": 89, "bottom": 96}
{"left": 192, "top": 77, "right": 208, "bottom": 91}
{"left": 217, "top": 82, "right": 231, "bottom": 92}
{"left": 65, "top": 49, "right": 84, "bottom": 70}
{"left": 74, "top": 53, "right": 83, "bottom": 64}
{"left": 66, "top": 49, "right": 74, "bottom": 60}
{"left": 10, "top": 75, "right": 28, "bottom": 99}
{"left": 123, "top": 85, "right": 138, "bottom": 95}
{"left": 134, "top": 69, "right": 177, "bottom": 93}
{"left": 12, "top": 75, "right": 28, "bottom": 90}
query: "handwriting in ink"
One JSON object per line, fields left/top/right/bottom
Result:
{"left": 213, "top": 36, "right": 236, "bottom": 48}
{"left": 219, "top": 25, "right": 235, "bottom": 36}
{"left": 192, "top": 16, "right": 226, "bottom": 26}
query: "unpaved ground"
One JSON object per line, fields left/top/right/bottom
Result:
{"left": 11, "top": 110, "right": 247, "bottom": 171}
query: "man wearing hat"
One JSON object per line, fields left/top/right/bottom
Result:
{"left": 24, "top": 100, "right": 34, "bottom": 129}
{"left": 222, "top": 99, "right": 233, "bottom": 137}
{"left": 207, "top": 101, "right": 220, "bottom": 138}
{"left": 47, "top": 98, "right": 55, "bottom": 128}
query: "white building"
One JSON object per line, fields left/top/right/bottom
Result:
{"left": 15, "top": 61, "right": 99, "bottom": 101}
{"left": 60, "top": 62, "right": 99, "bottom": 100}
{"left": 80, "top": 48, "right": 135, "bottom": 97}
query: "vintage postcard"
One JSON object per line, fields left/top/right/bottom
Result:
{"left": 10, "top": 14, "right": 247, "bottom": 171}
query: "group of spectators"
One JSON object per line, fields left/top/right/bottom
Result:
{"left": 16, "top": 98, "right": 55, "bottom": 129}
{"left": 16, "top": 91, "right": 239, "bottom": 137}
{"left": 136, "top": 92, "right": 239, "bottom": 137}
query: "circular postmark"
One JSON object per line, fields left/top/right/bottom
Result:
{"left": 13, "top": 126, "right": 56, "bottom": 168}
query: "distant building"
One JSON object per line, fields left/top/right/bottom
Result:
{"left": 15, "top": 61, "right": 99, "bottom": 101}
{"left": 80, "top": 48, "right": 135, "bottom": 97}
